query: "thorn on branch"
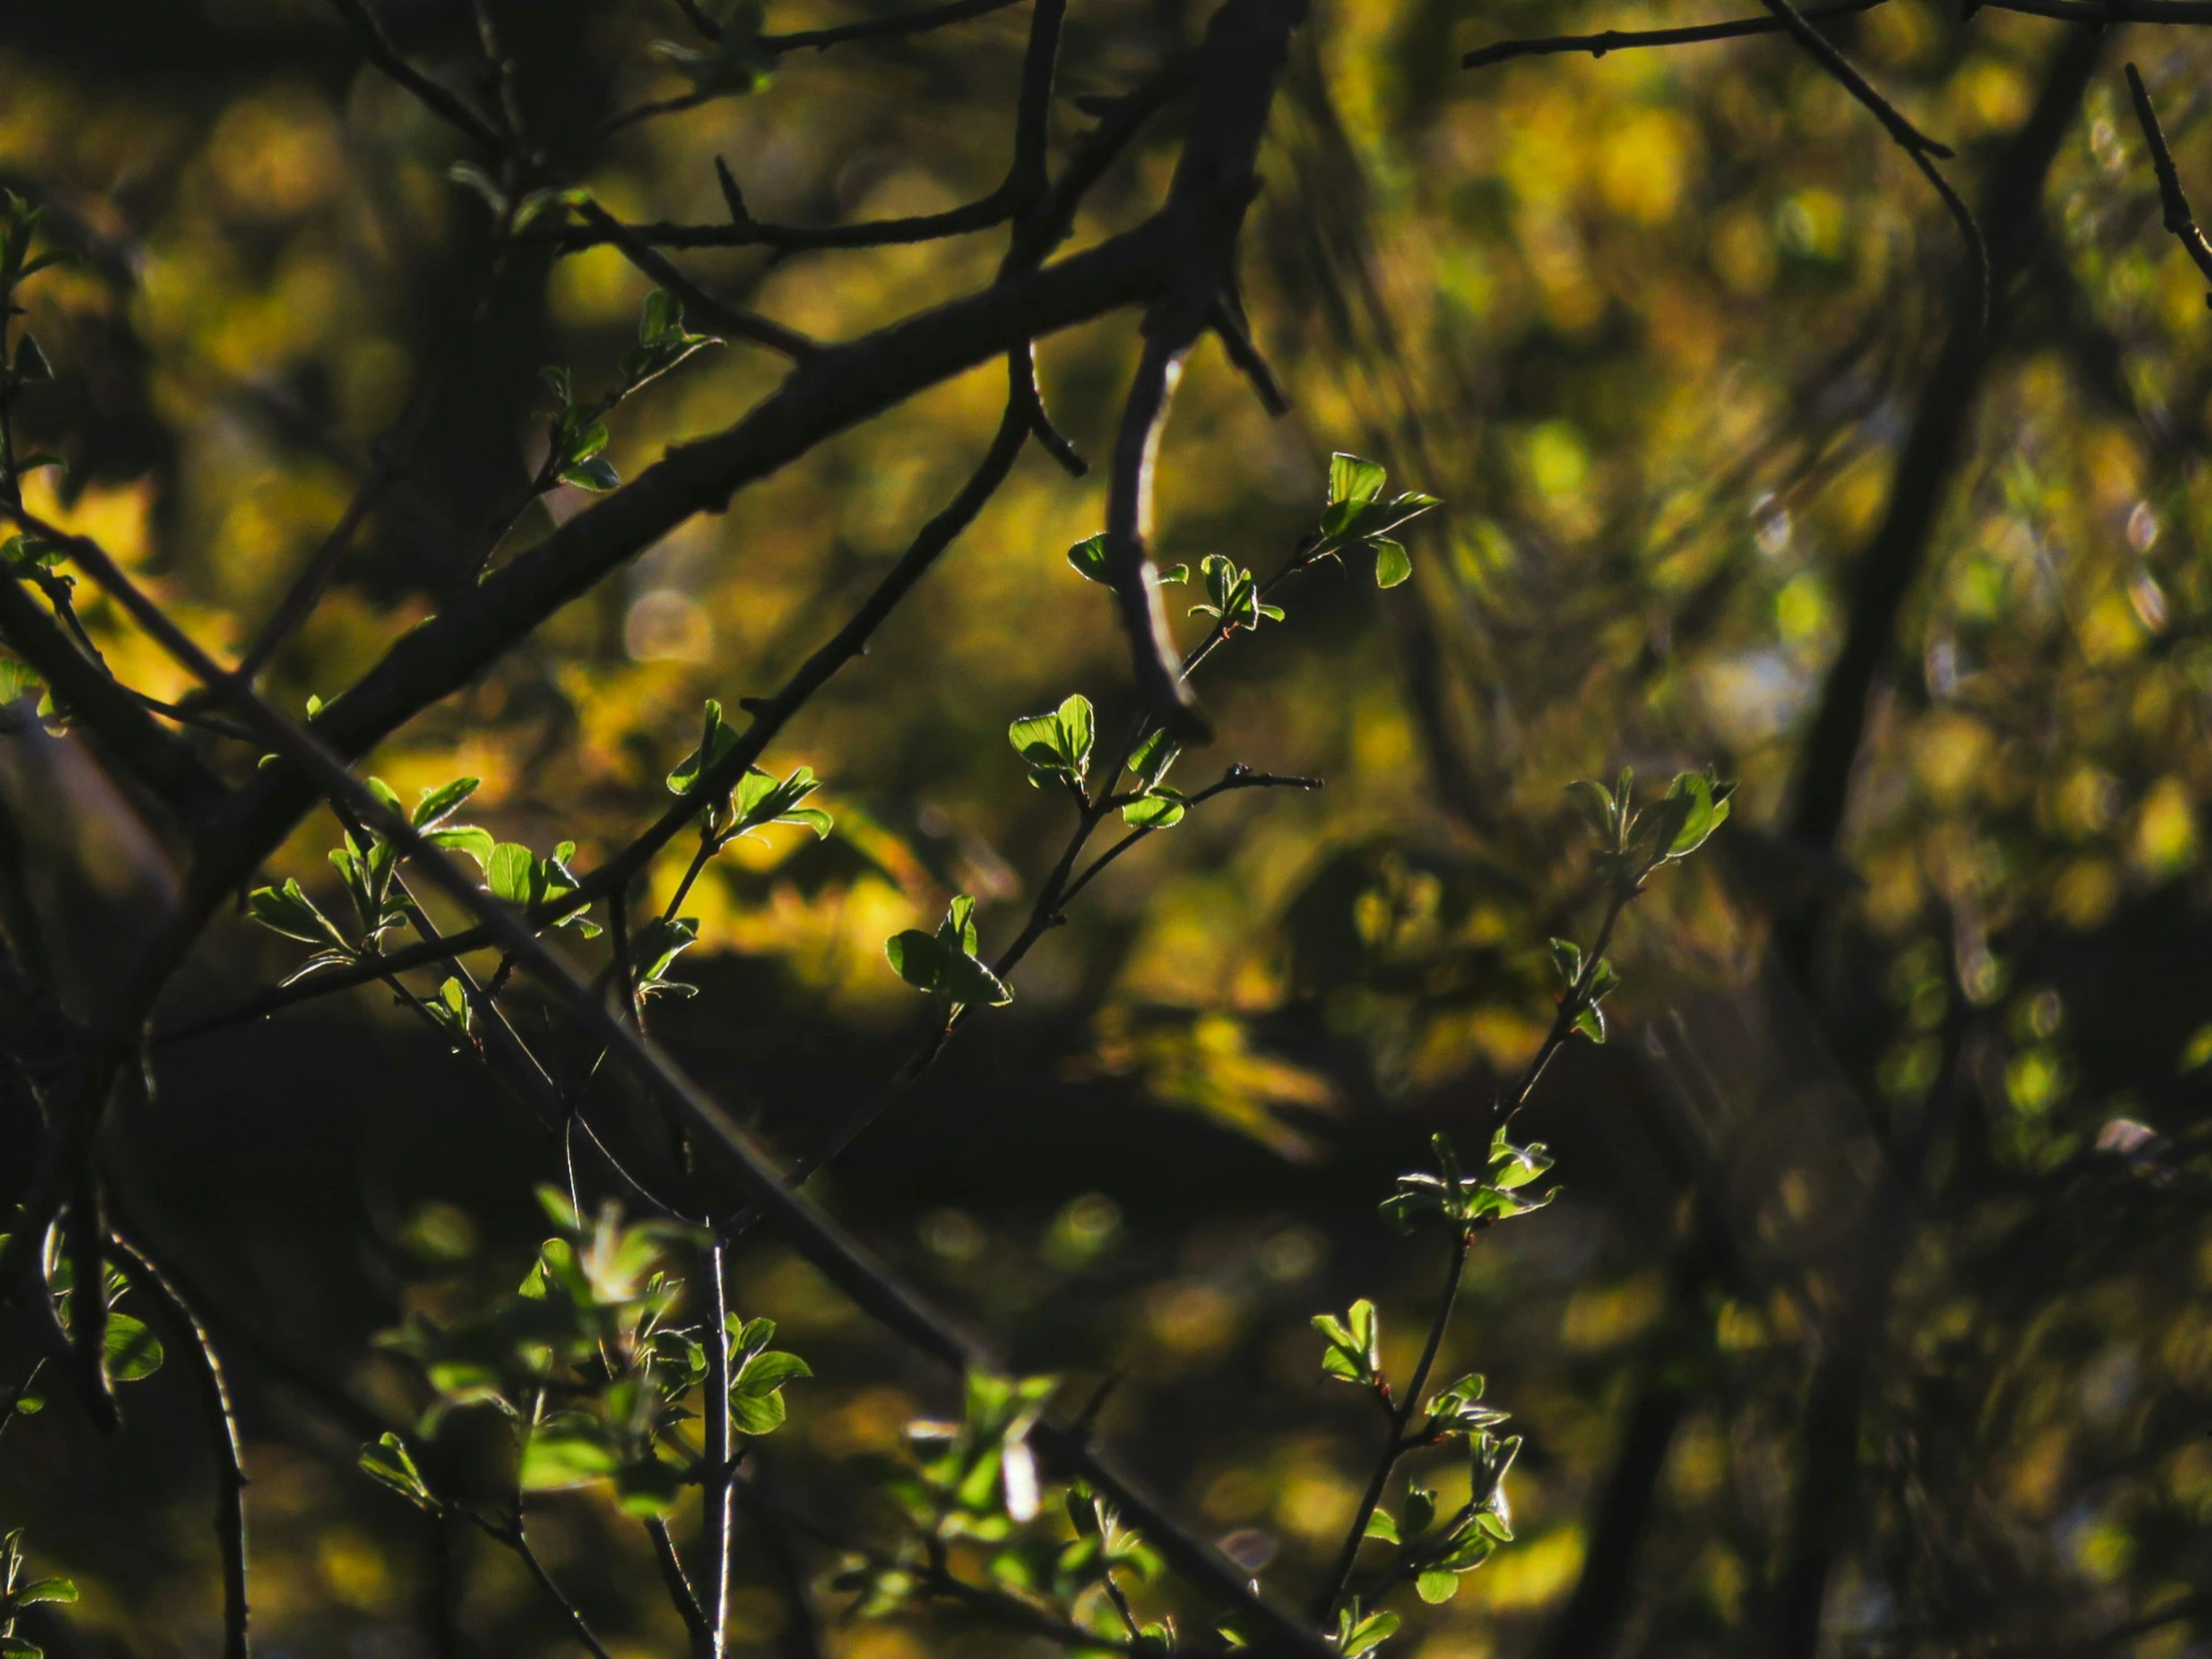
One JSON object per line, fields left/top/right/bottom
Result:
{"left": 714, "top": 157, "right": 752, "bottom": 227}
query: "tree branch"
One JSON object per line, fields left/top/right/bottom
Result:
{"left": 109, "top": 1230, "right": 251, "bottom": 1659}
{"left": 1465, "top": 0, "right": 1887, "bottom": 70}
{"left": 322, "top": 0, "right": 505, "bottom": 153}
{"left": 1785, "top": 30, "right": 2102, "bottom": 855}
{"left": 569, "top": 203, "right": 819, "bottom": 359}
{"left": 762, "top": 0, "right": 1025, "bottom": 53}
{"left": 2125, "top": 62, "right": 2212, "bottom": 302}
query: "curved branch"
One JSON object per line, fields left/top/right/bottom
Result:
{"left": 572, "top": 0, "right": 1064, "bottom": 257}
{"left": 110, "top": 1231, "right": 251, "bottom": 1659}
{"left": 322, "top": 0, "right": 504, "bottom": 153}
{"left": 1785, "top": 30, "right": 2102, "bottom": 854}
{"left": 2125, "top": 62, "right": 2212, "bottom": 299}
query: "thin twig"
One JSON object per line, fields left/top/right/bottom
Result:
{"left": 1314, "top": 1228, "right": 1472, "bottom": 1624}
{"left": 568, "top": 0, "right": 1062, "bottom": 255}
{"left": 569, "top": 203, "right": 819, "bottom": 359}
{"left": 701, "top": 1240, "right": 734, "bottom": 1659}
{"left": 1754, "top": 0, "right": 1986, "bottom": 323}
{"left": 2125, "top": 62, "right": 2212, "bottom": 302}
{"left": 241, "top": 195, "right": 521, "bottom": 678}
{"left": 1985, "top": 0, "right": 2212, "bottom": 19}
{"left": 322, "top": 0, "right": 505, "bottom": 153}
{"left": 109, "top": 1231, "right": 252, "bottom": 1659}
{"left": 1057, "top": 771, "right": 1321, "bottom": 908}
{"left": 1464, "top": 0, "right": 1886, "bottom": 69}
{"left": 507, "top": 1519, "right": 618, "bottom": 1659}
{"left": 646, "top": 1518, "right": 711, "bottom": 1651}
{"left": 762, "top": 0, "right": 1025, "bottom": 53}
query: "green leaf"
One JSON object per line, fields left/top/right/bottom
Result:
{"left": 734, "top": 1350, "right": 812, "bottom": 1394}
{"left": 425, "top": 825, "right": 495, "bottom": 867}
{"left": 486, "top": 843, "right": 534, "bottom": 904}
{"left": 1127, "top": 728, "right": 1180, "bottom": 790}
{"left": 11, "top": 1578, "right": 76, "bottom": 1607}
{"left": 1007, "top": 694, "right": 1095, "bottom": 786}
{"left": 1341, "top": 1609, "right": 1400, "bottom": 1658}
{"left": 520, "top": 1424, "right": 620, "bottom": 1490}
{"left": 669, "top": 699, "right": 740, "bottom": 796}
{"left": 1121, "top": 790, "right": 1186, "bottom": 830}
{"left": 1314, "top": 1300, "right": 1382, "bottom": 1384}
{"left": 106, "top": 1312, "right": 163, "bottom": 1382}
{"left": 1655, "top": 769, "right": 1733, "bottom": 860}
{"left": 0, "top": 1636, "right": 44, "bottom": 1659}
{"left": 1372, "top": 538, "right": 1411, "bottom": 589}
{"left": 0, "top": 535, "right": 61, "bottom": 571}
{"left": 1566, "top": 778, "right": 1618, "bottom": 844}
{"left": 885, "top": 930, "right": 941, "bottom": 989}
{"left": 1402, "top": 1483, "right": 1436, "bottom": 1538}
{"left": 0, "top": 659, "right": 40, "bottom": 705}
{"left": 1329, "top": 452, "right": 1388, "bottom": 512}
{"left": 1574, "top": 1003, "right": 1606, "bottom": 1044}
{"left": 730, "top": 1388, "right": 788, "bottom": 1434}
{"left": 939, "top": 947, "right": 1013, "bottom": 1009}
{"left": 1067, "top": 532, "right": 1111, "bottom": 584}
{"left": 1414, "top": 1569, "right": 1461, "bottom": 1605}
{"left": 559, "top": 455, "right": 621, "bottom": 492}
{"left": 248, "top": 879, "right": 345, "bottom": 948}
{"left": 886, "top": 895, "right": 1010, "bottom": 1008}
{"left": 731, "top": 763, "right": 831, "bottom": 837}
{"left": 413, "top": 778, "right": 481, "bottom": 830}
{"left": 359, "top": 1433, "right": 438, "bottom": 1511}
{"left": 1363, "top": 1508, "right": 1399, "bottom": 1545}
{"left": 614, "top": 1455, "right": 684, "bottom": 1517}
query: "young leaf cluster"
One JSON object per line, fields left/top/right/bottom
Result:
{"left": 0, "top": 1530, "right": 76, "bottom": 1659}
{"left": 1188, "top": 553, "right": 1283, "bottom": 632}
{"left": 1007, "top": 694, "right": 1095, "bottom": 790}
{"left": 886, "top": 894, "right": 1012, "bottom": 1012}
{"left": 35, "top": 1229, "right": 165, "bottom": 1392}
{"left": 1569, "top": 766, "right": 1733, "bottom": 894}
{"left": 247, "top": 776, "right": 502, "bottom": 980}
{"left": 837, "top": 1376, "right": 1173, "bottom": 1645}
{"left": 650, "top": 1, "right": 776, "bottom": 96}
{"left": 1380, "top": 1130, "right": 1556, "bottom": 1235}
{"left": 0, "top": 194, "right": 73, "bottom": 418}
{"left": 668, "top": 699, "right": 832, "bottom": 841}
{"left": 363, "top": 1190, "right": 804, "bottom": 1521}
{"left": 1366, "top": 1427, "right": 1521, "bottom": 1606}
{"left": 534, "top": 289, "right": 722, "bottom": 498}
{"left": 1312, "top": 454, "right": 1438, "bottom": 590}
{"left": 1313, "top": 1298, "right": 1383, "bottom": 1391}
